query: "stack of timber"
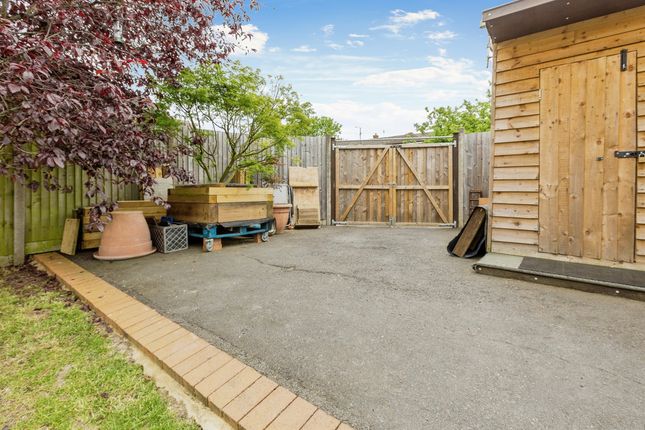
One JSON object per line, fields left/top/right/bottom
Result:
{"left": 78, "top": 200, "right": 167, "bottom": 250}
{"left": 167, "top": 184, "right": 273, "bottom": 224}
{"left": 289, "top": 167, "right": 321, "bottom": 227}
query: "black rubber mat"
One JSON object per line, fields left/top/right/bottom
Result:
{"left": 519, "top": 257, "right": 645, "bottom": 288}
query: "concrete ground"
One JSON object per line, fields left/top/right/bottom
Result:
{"left": 73, "top": 227, "right": 645, "bottom": 430}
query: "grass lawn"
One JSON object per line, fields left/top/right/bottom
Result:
{"left": 0, "top": 264, "right": 199, "bottom": 430}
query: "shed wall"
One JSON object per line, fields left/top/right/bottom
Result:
{"left": 489, "top": 5, "right": 645, "bottom": 262}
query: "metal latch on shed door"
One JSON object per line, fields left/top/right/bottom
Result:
{"left": 615, "top": 151, "right": 645, "bottom": 159}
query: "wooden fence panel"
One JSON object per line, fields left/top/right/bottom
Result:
{"left": 457, "top": 131, "right": 491, "bottom": 226}
{"left": 0, "top": 167, "right": 139, "bottom": 263}
{"left": 0, "top": 176, "right": 13, "bottom": 264}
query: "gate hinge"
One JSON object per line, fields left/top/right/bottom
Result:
{"left": 620, "top": 49, "right": 628, "bottom": 72}
{"left": 615, "top": 150, "right": 645, "bottom": 159}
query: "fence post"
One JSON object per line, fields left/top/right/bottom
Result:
{"left": 13, "top": 182, "right": 25, "bottom": 265}
{"left": 453, "top": 129, "right": 466, "bottom": 228}
{"left": 325, "top": 136, "right": 333, "bottom": 225}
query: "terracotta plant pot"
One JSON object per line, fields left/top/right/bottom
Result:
{"left": 273, "top": 204, "right": 292, "bottom": 234}
{"left": 94, "top": 211, "right": 156, "bottom": 260}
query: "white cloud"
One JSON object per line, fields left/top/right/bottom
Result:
{"left": 356, "top": 56, "right": 489, "bottom": 94}
{"left": 212, "top": 24, "right": 268, "bottom": 55}
{"left": 371, "top": 9, "right": 440, "bottom": 34}
{"left": 292, "top": 45, "right": 317, "bottom": 53}
{"left": 325, "top": 42, "right": 344, "bottom": 51}
{"left": 322, "top": 24, "right": 335, "bottom": 37}
{"left": 268, "top": 47, "right": 281, "bottom": 53}
{"left": 346, "top": 40, "right": 365, "bottom": 48}
{"left": 438, "top": 48, "right": 447, "bottom": 57}
{"left": 348, "top": 33, "right": 369, "bottom": 39}
{"left": 314, "top": 100, "right": 424, "bottom": 139}
{"left": 426, "top": 30, "right": 457, "bottom": 42}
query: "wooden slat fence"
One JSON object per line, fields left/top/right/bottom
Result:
{"left": 456, "top": 131, "right": 491, "bottom": 227}
{"left": 1, "top": 167, "right": 138, "bottom": 265}
{"left": 172, "top": 127, "right": 332, "bottom": 224}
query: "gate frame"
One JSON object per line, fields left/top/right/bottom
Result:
{"left": 332, "top": 140, "right": 456, "bottom": 227}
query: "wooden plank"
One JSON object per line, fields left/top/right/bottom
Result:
{"left": 492, "top": 217, "right": 539, "bottom": 231}
{"left": 497, "top": 30, "right": 574, "bottom": 62}
{"left": 494, "top": 141, "right": 539, "bottom": 156}
{"left": 495, "top": 103, "right": 540, "bottom": 119}
{"left": 497, "top": 27, "right": 645, "bottom": 72}
{"left": 60, "top": 218, "right": 79, "bottom": 256}
{"left": 582, "top": 56, "right": 606, "bottom": 260}
{"left": 491, "top": 241, "right": 539, "bottom": 256}
{"left": 555, "top": 62, "right": 572, "bottom": 256}
{"left": 453, "top": 207, "right": 486, "bottom": 257}
{"left": 495, "top": 91, "right": 540, "bottom": 108}
{"left": 493, "top": 154, "right": 540, "bottom": 167}
{"left": 493, "top": 204, "right": 538, "bottom": 219}
{"left": 616, "top": 51, "right": 637, "bottom": 262}
{"left": 601, "top": 53, "right": 622, "bottom": 261}
{"left": 492, "top": 192, "right": 538, "bottom": 206}
{"left": 494, "top": 127, "right": 540, "bottom": 143}
{"left": 493, "top": 167, "right": 539, "bottom": 180}
{"left": 492, "top": 228, "right": 538, "bottom": 245}
{"left": 495, "top": 78, "right": 540, "bottom": 96}
{"left": 567, "top": 60, "right": 588, "bottom": 257}
{"left": 493, "top": 180, "right": 539, "bottom": 192}
{"left": 494, "top": 115, "right": 540, "bottom": 131}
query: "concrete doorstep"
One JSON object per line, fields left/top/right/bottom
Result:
{"left": 33, "top": 252, "right": 353, "bottom": 430}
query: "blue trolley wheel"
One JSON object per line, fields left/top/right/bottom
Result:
{"left": 203, "top": 238, "right": 214, "bottom": 252}
{"left": 261, "top": 232, "right": 269, "bottom": 242}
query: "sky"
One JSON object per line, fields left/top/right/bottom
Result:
{"left": 226, "top": 1, "right": 502, "bottom": 139}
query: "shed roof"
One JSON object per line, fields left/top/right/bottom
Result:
{"left": 482, "top": 0, "right": 645, "bottom": 43}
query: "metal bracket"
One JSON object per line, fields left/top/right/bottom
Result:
{"left": 620, "top": 49, "right": 628, "bottom": 72}
{"left": 614, "top": 150, "right": 645, "bottom": 159}
{"left": 331, "top": 220, "right": 348, "bottom": 226}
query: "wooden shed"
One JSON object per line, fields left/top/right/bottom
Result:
{"left": 483, "top": 0, "right": 645, "bottom": 267}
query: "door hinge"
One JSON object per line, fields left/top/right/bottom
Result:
{"left": 620, "top": 49, "right": 628, "bottom": 72}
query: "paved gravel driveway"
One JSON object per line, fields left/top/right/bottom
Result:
{"left": 74, "top": 227, "right": 645, "bottom": 430}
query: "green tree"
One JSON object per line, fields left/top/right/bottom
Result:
{"left": 415, "top": 98, "right": 491, "bottom": 136}
{"left": 296, "top": 103, "right": 342, "bottom": 137}
{"left": 156, "top": 61, "right": 325, "bottom": 183}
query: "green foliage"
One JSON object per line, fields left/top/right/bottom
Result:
{"left": 155, "top": 61, "right": 340, "bottom": 183}
{"left": 0, "top": 268, "right": 197, "bottom": 430}
{"left": 295, "top": 103, "right": 342, "bottom": 137}
{"left": 415, "top": 98, "right": 491, "bottom": 137}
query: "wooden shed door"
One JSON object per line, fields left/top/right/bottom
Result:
{"left": 539, "top": 52, "right": 636, "bottom": 262}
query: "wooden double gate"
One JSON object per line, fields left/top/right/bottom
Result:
{"left": 334, "top": 144, "right": 454, "bottom": 226}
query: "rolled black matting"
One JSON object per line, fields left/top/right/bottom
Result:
{"left": 519, "top": 257, "right": 645, "bottom": 288}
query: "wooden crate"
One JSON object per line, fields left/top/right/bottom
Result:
{"left": 167, "top": 185, "right": 273, "bottom": 224}
{"left": 79, "top": 200, "right": 167, "bottom": 250}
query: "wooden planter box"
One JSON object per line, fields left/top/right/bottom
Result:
{"left": 167, "top": 185, "right": 273, "bottom": 224}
